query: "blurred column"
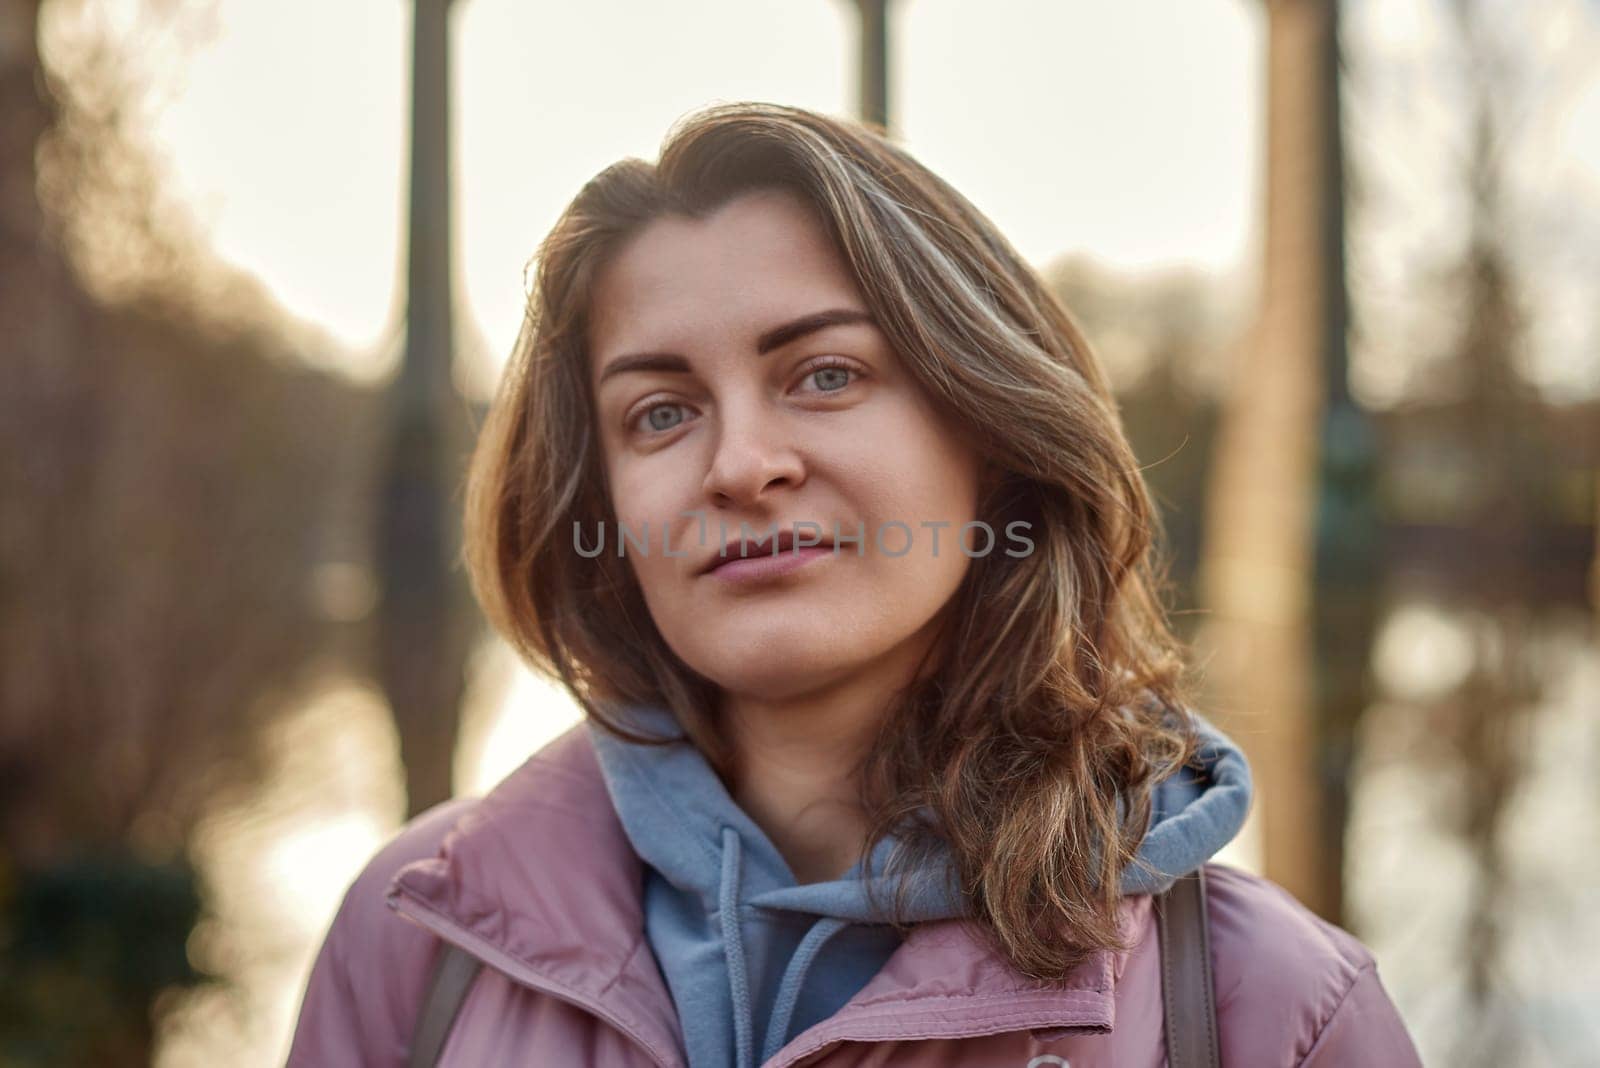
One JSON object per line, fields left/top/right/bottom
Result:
{"left": 847, "top": 0, "right": 893, "bottom": 132}
{"left": 1197, "top": 0, "right": 1350, "bottom": 920}
{"left": 1592, "top": 472, "right": 1600, "bottom": 641}
{"left": 377, "top": 0, "right": 476, "bottom": 818}
{"left": 1305, "top": 0, "right": 1376, "bottom": 930}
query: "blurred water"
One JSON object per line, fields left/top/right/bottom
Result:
{"left": 151, "top": 679, "right": 403, "bottom": 1067}
{"left": 1347, "top": 604, "right": 1600, "bottom": 1068}
{"left": 151, "top": 608, "right": 1599, "bottom": 1067}
{"left": 151, "top": 636, "right": 581, "bottom": 1067}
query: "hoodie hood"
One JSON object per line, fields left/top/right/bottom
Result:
{"left": 587, "top": 700, "right": 1252, "bottom": 1067}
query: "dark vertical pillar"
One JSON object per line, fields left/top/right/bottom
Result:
{"left": 1308, "top": 0, "right": 1375, "bottom": 929}
{"left": 853, "top": 0, "right": 892, "bottom": 132}
{"left": 377, "top": 0, "right": 474, "bottom": 818}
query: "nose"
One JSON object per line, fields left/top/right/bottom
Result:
{"left": 701, "top": 397, "right": 805, "bottom": 508}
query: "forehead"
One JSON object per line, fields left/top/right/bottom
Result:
{"left": 586, "top": 188, "right": 865, "bottom": 369}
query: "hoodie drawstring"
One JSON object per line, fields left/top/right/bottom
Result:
{"left": 722, "top": 826, "right": 855, "bottom": 1066}
{"left": 763, "top": 915, "right": 848, "bottom": 1061}
{"left": 719, "top": 826, "right": 755, "bottom": 1068}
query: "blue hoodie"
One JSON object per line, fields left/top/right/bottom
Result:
{"left": 586, "top": 701, "right": 1253, "bottom": 1068}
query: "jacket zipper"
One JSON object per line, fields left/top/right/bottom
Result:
{"left": 390, "top": 889, "right": 682, "bottom": 1068}
{"left": 393, "top": 888, "right": 1112, "bottom": 1068}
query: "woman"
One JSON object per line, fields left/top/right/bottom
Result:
{"left": 287, "top": 102, "right": 1422, "bottom": 1066}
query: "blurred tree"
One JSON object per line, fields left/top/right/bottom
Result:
{"left": 1371, "top": 2, "right": 1576, "bottom": 1060}
{"left": 1439, "top": 14, "right": 1541, "bottom": 1050}
{"left": 1342, "top": 0, "right": 1599, "bottom": 1061}
{"left": 1, "top": 1, "right": 388, "bottom": 1062}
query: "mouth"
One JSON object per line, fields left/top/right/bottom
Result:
{"left": 698, "top": 527, "right": 838, "bottom": 577}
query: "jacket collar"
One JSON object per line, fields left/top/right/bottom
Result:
{"left": 385, "top": 723, "right": 1140, "bottom": 1068}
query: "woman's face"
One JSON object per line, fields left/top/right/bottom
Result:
{"left": 586, "top": 187, "right": 986, "bottom": 703}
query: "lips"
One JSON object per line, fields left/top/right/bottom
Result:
{"left": 698, "top": 526, "right": 837, "bottom": 575}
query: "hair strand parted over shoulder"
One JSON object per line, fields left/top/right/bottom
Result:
{"left": 461, "top": 101, "right": 1204, "bottom": 982}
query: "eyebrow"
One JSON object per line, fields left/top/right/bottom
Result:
{"left": 595, "top": 307, "right": 876, "bottom": 386}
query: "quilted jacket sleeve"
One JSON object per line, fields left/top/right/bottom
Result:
{"left": 1203, "top": 864, "right": 1425, "bottom": 1067}
{"left": 1297, "top": 961, "right": 1423, "bottom": 1067}
{"left": 284, "top": 798, "right": 478, "bottom": 1067}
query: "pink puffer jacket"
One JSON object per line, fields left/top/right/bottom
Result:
{"left": 286, "top": 724, "right": 1422, "bottom": 1066}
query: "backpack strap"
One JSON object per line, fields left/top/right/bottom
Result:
{"left": 408, "top": 940, "right": 484, "bottom": 1068}
{"left": 1155, "top": 866, "right": 1221, "bottom": 1068}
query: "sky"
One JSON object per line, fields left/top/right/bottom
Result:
{"left": 39, "top": 0, "right": 1600, "bottom": 401}
{"left": 121, "top": 0, "right": 1262, "bottom": 384}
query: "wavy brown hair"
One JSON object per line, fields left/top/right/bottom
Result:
{"left": 461, "top": 101, "right": 1203, "bottom": 981}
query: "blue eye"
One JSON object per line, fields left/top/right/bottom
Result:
{"left": 638, "top": 403, "right": 687, "bottom": 433}
{"left": 800, "top": 358, "right": 860, "bottom": 394}
{"left": 810, "top": 367, "right": 851, "bottom": 392}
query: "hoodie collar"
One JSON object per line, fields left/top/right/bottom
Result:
{"left": 384, "top": 707, "right": 1251, "bottom": 1068}
{"left": 588, "top": 699, "right": 1253, "bottom": 904}
{"left": 1124, "top": 708, "right": 1254, "bottom": 894}
{"left": 585, "top": 701, "right": 967, "bottom": 925}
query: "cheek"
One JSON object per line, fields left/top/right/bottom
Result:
{"left": 605, "top": 454, "right": 701, "bottom": 602}
{"left": 848, "top": 407, "right": 982, "bottom": 530}
{"left": 606, "top": 449, "right": 680, "bottom": 531}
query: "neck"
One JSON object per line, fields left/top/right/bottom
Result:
{"left": 717, "top": 620, "right": 945, "bottom": 885}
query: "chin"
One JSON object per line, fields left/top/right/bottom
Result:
{"left": 685, "top": 632, "right": 874, "bottom": 702}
